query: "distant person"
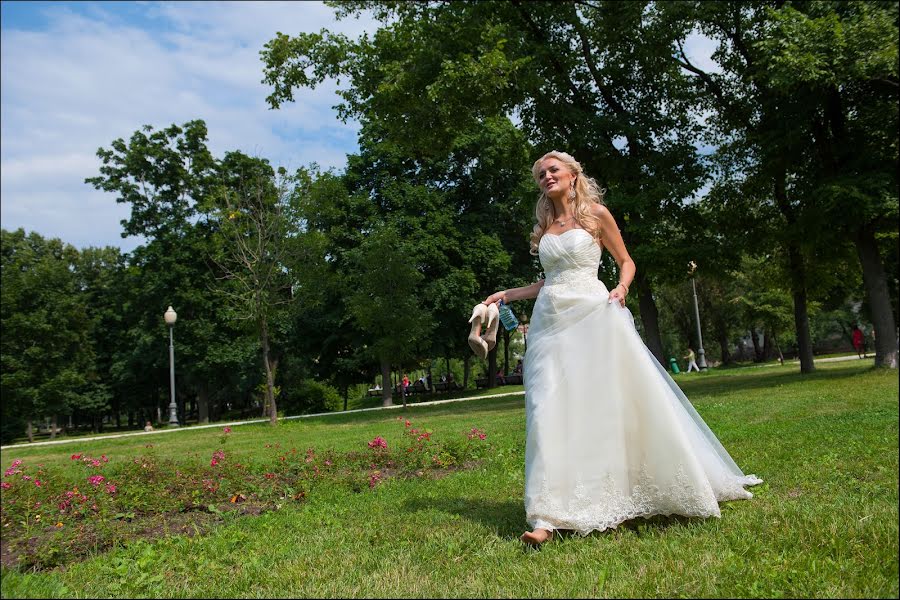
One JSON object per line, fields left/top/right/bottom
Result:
{"left": 852, "top": 325, "right": 865, "bottom": 358}
{"left": 401, "top": 374, "right": 410, "bottom": 396}
{"left": 144, "top": 421, "right": 154, "bottom": 432}
{"left": 514, "top": 359, "right": 524, "bottom": 375}
{"left": 496, "top": 369, "right": 506, "bottom": 385}
{"left": 684, "top": 348, "right": 700, "bottom": 372}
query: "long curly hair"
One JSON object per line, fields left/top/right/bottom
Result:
{"left": 528, "top": 151, "right": 606, "bottom": 256}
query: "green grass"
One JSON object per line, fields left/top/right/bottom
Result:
{"left": 1, "top": 361, "right": 897, "bottom": 598}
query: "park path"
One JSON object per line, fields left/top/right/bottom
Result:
{"left": 1, "top": 354, "right": 873, "bottom": 451}
{"left": 0, "top": 390, "right": 526, "bottom": 451}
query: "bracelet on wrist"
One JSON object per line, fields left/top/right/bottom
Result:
{"left": 617, "top": 282, "right": 629, "bottom": 294}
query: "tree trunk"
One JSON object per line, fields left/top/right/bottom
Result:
{"left": 502, "top": 328, "right": 511, "bottom": 376}
{"left": 763, "top": 329, "right": 774, "bottom": 361}
{"left": 751, "top": 328, "right": 763, "bottom": 362}
{"left": 787, "top": 243, "right": 816, "bottom": 373}
{"left": 380, "top": 357, "right": 393, "bottom": 407}
{"left": 50, "top": 414, "right": 57, "bottom": 440}
{"left": 26, "top": 420, "right": 33, "bottom": 443}
{"left": 717, "top": 326, "right": 731, "bottom": 365}
{"left": 488, "top": 346, "right": 497, "bottom": 388}
{"left": 772, "top": 327, "right": 785, "bottom": 365}
{"left": 463, "top": 355, "right": 471, "bottom": 389}
{"left": 855, "top": 223, "right": 898, "bottom": 368}
{"left": 198, "top": 380, "right": 210, "bottom": 424}
{"left": 772, "top": 169, "right": 815, "bottom": 374}
{"left": 634, "top": 271, "right": 665, "bottom": 364}
{"left": 342, "top": 385, "right": 349, "bottom": 412}
{"left": 260, "top": 319, "right": 278, "bottom": 425}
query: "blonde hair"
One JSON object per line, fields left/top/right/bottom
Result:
{"left": 529, "top": 151, "right": 606, "bottom": 255}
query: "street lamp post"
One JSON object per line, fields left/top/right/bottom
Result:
{"left": 164, "top": 306, "right": 180, "bottom": 426}
{"left": 688, "top": 261, "right": 709, "bottom": 371}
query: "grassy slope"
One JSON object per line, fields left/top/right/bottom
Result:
{"left": 1, "top": 361, "right": 897, "bottom": 598}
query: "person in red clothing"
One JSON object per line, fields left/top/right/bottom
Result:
{"left": 851, "top": 325, "right": 865, "bottom": 359}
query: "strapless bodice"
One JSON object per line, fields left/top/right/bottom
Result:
{"left": 538, "top": 228, "right": 605, "bottom": 295}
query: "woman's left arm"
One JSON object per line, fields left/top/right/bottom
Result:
{"left": 592, "top": 204, "right": 635, "bottom": 307}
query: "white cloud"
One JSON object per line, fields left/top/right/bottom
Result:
{"left": 1, "top": 1, "right": 377, "bottom": 252}
{"left": 681, "top": 30, "right": 722, "bottom": 75}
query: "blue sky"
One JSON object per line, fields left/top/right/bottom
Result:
{"left": 1, "top": 1, "right": 720, "bottom": 253}
{"left": 1, "top": 1, "right": 373, "bottom": 252}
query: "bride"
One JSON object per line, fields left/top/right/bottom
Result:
{"left": 476, "top": 151, "right": 761, "bottom": 546}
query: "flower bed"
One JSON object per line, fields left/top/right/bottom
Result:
{"left": 0, "top": 419, "right": 490, "bottom": 570}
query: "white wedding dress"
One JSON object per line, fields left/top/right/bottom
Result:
{"left": 523, "top": 228, "right": 761, "bottom": 534}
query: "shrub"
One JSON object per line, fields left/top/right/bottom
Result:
{"left": 280, "top": 380, "right": 342, "bottom": 415}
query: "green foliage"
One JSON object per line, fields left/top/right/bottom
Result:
{"left": 0, "top": 229, "right": 96, "bottom": 440}
{"left": 279, "top": 380, "right": 342, "bottom": 415}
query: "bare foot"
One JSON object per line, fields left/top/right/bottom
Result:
{"left": 520, "top": 528, "right": 554, "bottom": 546}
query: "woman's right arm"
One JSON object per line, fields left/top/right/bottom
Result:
{"left": 483, "top": 279, "right": 545, "bottom": 306}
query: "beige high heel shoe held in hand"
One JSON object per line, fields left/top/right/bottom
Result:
{"left": 481, "top": 302, "right": 500, "bottom": 351}
{"left": 468, "top": 304, "right": 489, "bottom": 359}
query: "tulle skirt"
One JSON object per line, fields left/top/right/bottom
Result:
{"left": 523, "top": 279, "right": 761, "bottom": 534}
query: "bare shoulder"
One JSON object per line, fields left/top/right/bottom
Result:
{"left": 590, "top": 203, "right": 615, "bottom": 222}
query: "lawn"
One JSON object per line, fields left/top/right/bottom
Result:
{"left": 1, "top": 361, "right": 897, "bottom": 598}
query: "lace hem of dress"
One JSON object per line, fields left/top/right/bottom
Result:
{"left": 525, "top": 465, "right": 757, "bottom": 535}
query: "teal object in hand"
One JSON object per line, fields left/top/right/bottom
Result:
{"left": 498, "top": 300, "right": 518, "bottom": 331}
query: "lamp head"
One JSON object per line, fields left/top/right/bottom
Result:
{"left": 164, "top": 306, "right": 177, "bottom": 326}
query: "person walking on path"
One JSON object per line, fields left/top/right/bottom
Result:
{"left": 684, "top": 348, "right": 700, "bottom": 372}
{"left": 852, "top": 325, "right": 866, "bottom": 359}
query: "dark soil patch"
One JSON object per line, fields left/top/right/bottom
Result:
{"left": 1, "top": 500, "right": 278, "bottom": 572}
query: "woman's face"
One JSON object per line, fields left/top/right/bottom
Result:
{"left": 537, "top": 158, "right": 575, "bottom": 200}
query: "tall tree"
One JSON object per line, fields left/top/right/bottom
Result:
{"left": 1, "top": 230, "right": 94, "bottom": 442}
{"left": 664, "top": 0, "right": 898, "bottom": 370}
{"left": 86, "top": 121, "right": 257, "bottom": 423}
{"left": 210, "top": 152, "right": 297, "bottom": 425}
{"left": 261, "top": 0, "right": 710, "bottom": 364}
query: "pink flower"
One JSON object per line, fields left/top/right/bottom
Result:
{"left": 3, "top": 467, "right": 21, "bottom": 477}
{"left": 71, "top": 454, "right": 82, "bottom": 460}
{"left": 101, "top": 455, "right": 109, "bottom": 463}
{"left": 91, "top": 460, "right": 101, "bottom": 468}
{"left": 33, "top": 479, "right": 42, "bottom": 487}
{"left": 105, "top": 484, "right": 117, "bottom": 494}
{"left": 264, "top": 472, "right": 276, "bottom": 479}
{"left": 0, "top": 482, "right": 10, "bottom": 489}
{"left": 22, "top": 475, "right": 32, "bottom": 481}
{"left": 368, "top": 436, "right": 388, "bottom": 450}
{"left": 405, "top": 420, "right": 411, "bottom": 428}
{"left": 223, "top": 427, "right": 231, "bottom": 434}
{"left": 10, "top": 459, "right": 22, "bottom": 468}
{"left": 210, "top": 459, "right": 219, "bottom": 467}
{"left": 369, "top": 471, "right": 383, "bottom": 488}
{"left": 88, "top": 475, "right": 105, "bottom": 486}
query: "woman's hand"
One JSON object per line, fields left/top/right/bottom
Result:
{"left": 483, "top": 291, "right": 507, "bottom": 306}
{"left": 608, "top": 284, "right": 627, "bottom": 307}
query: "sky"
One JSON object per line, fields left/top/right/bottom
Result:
{"left": 1, "top": 1, "right": 721, "bottom": 254}
{"left": 1, "top": 0, "right": 375, "bottom": 252}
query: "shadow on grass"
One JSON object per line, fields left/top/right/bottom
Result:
{"left": 400, "top": 494, "right": 699, "bottom": 543}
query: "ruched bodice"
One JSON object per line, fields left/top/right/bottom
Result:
{"left": 539, "top": 228, "right": 602, "bottom": 287}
